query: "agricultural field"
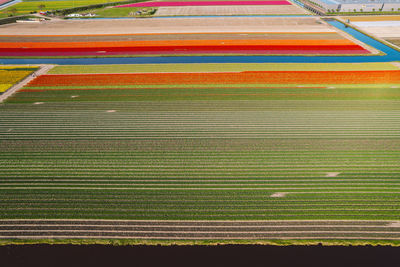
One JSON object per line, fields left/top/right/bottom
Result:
{"left": 6, "top": 63, "right": 400, "bottom": 102}
{"left": 1, "top": 3, "right": 400, "bottom": 245}
{"left": 346, "top": 17, "right": 400, "bottom": 38}
{"left": 0, "top": 17, "right": 375, "bottom": 57}
{"left": 0, "top": 17, "right": 339, "bottom": 35}
{"left": 117, "top": 1, "right": 294, "bottom": 8}
{"left": 0, "top": 0, "right": 122, "bottom": 18}
{"left": 0, "top": 61, "right": 400, "bottom": 242}
{"left": 154, "top": 5, "right": 308, "bottom": 16}
{"left": 0, "top": 66, "right": 37, "bottom": 94}
{"left": 114, "top": 0, "right": 310, "bottom": 16}
{"left": 386, "top": 38, "right": 400, "bottom": 47}
{"left": 76, "top": 6, "right": 157, "bottom": 17}
{"left": 117, "top": 0, "right": 309, "bottom": 16}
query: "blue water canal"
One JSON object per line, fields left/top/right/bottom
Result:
{"left": 1, "top": 19, "right": 399, "bottom": 65}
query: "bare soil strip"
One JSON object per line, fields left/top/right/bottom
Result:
{"left": 154, "top": 5, "right": 308, "bottom": 16}
{"left": 3, "top": 235, "right": 400, "bottom": 240}
{"left": 0, "top": 17, "right": 334, "bottom": 35}
{"left": 341, "top": 15, "right": 400, "bottom": 22}
{"left": 0, "top": 220, "right": 399, "bottom": 240}
{"left": 0, "top": 32, "right": 344, "bottom": 42}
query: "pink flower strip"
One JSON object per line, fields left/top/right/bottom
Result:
{"left": 116, "top": 1, "right": 291, "bottom": 7}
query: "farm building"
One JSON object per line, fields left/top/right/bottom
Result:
{"left": 302, "top": 0, "right": 400, "bottom": 13}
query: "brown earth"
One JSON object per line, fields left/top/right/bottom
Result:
{"left": 155, "top": 5, "right": 308, "bottom": 16}
{"left": 0, "top": 17, "right": 334, "bottom": 35}
{"left": 341, "top": 15, "right": 400, "bottom": 22}
{"left": 0, "top": 219, "right": 399, "bottom": 240}
{"left": 0, "top": 32, "right": 346, "bottom": 42}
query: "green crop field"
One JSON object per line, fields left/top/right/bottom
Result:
{"left": 0, "top": 0, "right": 124, "bottom": 18}
{"left": 8, "top": 86, "right": 400, "bottom": 102}
{"left": 1, "top": 61, "right": 400, "bottom": 244}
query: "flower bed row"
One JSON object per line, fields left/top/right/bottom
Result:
{"left": 0, "top": 39, "right": 369, "bottom": 56}
{"left": 28, "top": 70, "right": 400, "bottom": 87}
{"left": 116, "top": 1, "right": 291, "bottom": 8}
{"left": 0, "top": 39, "right": 357, "bottom": 48}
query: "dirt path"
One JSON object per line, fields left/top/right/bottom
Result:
{"left": 0, "top": 64, "right": 55, "bottom": 103}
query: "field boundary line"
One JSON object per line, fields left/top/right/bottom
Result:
{"left": 0, "top": 224, "right": 395, "bottom": 228}
{"left": 3, "top": 230, "right": 400, "bottom": 234}
{"left": 2, "top": 236, "right": 400, "bottom": 240}
{"left": 0, "top": 219, "right": 395, "bottom": 222}
{"left": 0, "top": 64, "right": 55, "bottom": 103}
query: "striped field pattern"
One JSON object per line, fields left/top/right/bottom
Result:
{"left": 1, "top": 97, "right": 400, "bottom": 241}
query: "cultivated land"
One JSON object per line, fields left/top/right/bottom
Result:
{"left": 0, "top": 0, "right": 124, "bottom": 18}
{"left": 2, "top": 100, "right": 400, "bottom": 241}
{"left": 0, "top": 32, "right": 347, "bottom": 42}
{"left": 1, "top": 60, "right": 400, "bottom": 243}
{"left": 386, "top": 39, "right": 400, "bottom": 47}
{"left": 0, "top": 66, "right": 37, "bottom": 94}
{"left": 48, "top": 62, "right": 400, "bottom": 74}
{"left": 1, "top": 2, "right": 400, "bottom": 245}
{"left": 346, "top": 18, "right": 400, "bottom": 38}
{"left": 342, "top": 15, "right": 400, "bottom": 22}
{"left": 0, "top": 17, "right": 378, "bottom": 56}
{"left": 154, "top": 5, "right": 308, "bottom": 16}
{"left": 0, "top": 17, "right": 336, "bottom": 35}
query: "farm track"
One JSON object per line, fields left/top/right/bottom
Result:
{"left": 1, "top": 220, "right": 400, "bottom": 240}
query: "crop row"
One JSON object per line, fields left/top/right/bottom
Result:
{"left": 0, "top": 39, "right": 368, "bottom": 56}
{"left": 28, "top": 71, "right": 400, "bottom": 86}
{"left": 48, "top": 63, "right": 398, "bottom": 74}
{"left": 4, "top": 100, "right": 400, "bottom": 111}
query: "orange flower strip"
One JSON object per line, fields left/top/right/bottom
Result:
{"left": 29, "top": 71, "right": 400, "bottom": 86}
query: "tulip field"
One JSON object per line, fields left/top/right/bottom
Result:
{"left": 7, "top": 62, "right": 400, "bottom": 103}
{"left": 0, "top": 17, "right": 372, "bottom": 57}
{"left": 0, "top": 66, "right": 37, "bottom": 94}
{"left": 0, "top": 35, "right": 369, "bottom": 57}
{"left": 1, "top": 10, "right": 400, "bottom": 245}
{"left": 1, "top": 60, "right": 400, "bottom": 244}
